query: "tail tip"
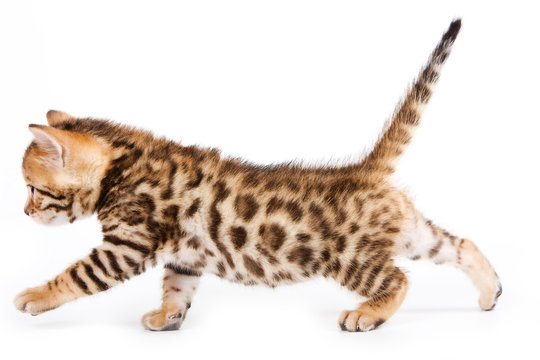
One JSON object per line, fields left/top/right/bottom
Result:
{"left": 443, "top": 18, "right": 462, "bottom": 43}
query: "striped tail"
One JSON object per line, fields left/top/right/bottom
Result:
{"left": 359, "top": 19, "right": 462, "bottom": 179}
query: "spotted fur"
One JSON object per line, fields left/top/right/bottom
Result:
{"left": 14, "top": 19, "right": 501, "bottom": 332}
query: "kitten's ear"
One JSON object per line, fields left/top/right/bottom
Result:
{"left": 28, "top": 124, "right": 65, "bottom": 168}
{"left": 46, "top": 110, "right": 74, "bottom": 126}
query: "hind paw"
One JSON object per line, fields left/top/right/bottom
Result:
{"left": 479, "top": 280, "right": 502, "bottom": 311}
{"left": 338, "top": 310, "right": 385, "bottom": 332}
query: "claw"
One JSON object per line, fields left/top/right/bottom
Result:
{"left": 167, "top": 312, "right": 183, "bottom": 320}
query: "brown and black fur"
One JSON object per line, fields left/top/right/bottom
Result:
{"left": 15, "top": 19, "right": 501, "bottom": 332}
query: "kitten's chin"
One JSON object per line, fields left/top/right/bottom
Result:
{"left": 31, "top": 214, "right": 70, "bottom": 226}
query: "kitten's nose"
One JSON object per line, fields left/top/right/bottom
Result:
{"left": 24, "top": 208, "right": 30, "bottom": 216}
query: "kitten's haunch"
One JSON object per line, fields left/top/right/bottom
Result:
{"left": 15, "top": 19, "right": 501, "bottom": 332}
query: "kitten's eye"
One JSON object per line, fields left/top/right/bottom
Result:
{"left": 30, "top": 185, "right": 35, "bottom": 197}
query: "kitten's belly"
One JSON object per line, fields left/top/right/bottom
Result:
{"left": 167, "top": 235, "right": 303, "bottom": 288}
{"left": 157, "top": 225, "right": 304, "bottom": 288}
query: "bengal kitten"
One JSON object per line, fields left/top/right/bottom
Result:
{"left": 14, "top": 19, "right": 501, "bottom": 332}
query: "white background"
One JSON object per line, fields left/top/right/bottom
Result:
{"left": 1, "top": 1, "right": 539, "bottom": 359}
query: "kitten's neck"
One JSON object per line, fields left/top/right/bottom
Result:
{"left": 94, "top": 142, "right": 219, "bottom": 215}
{"left": 94, "top": 147, "right": 140, "bottom": 213}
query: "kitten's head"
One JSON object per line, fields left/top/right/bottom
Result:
{"left": 22, "top": 111, "right": 110, "bottom": 225}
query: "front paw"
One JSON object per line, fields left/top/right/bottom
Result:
{"left": 141, "top": 304, "right": 188, "bottom": 331}
{"left": 14, "top": 285, "right": 59, "bottom": 315}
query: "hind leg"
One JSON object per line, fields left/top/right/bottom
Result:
{"left": 397, "top": 210, "right": 502, "bottom": 310}
{"left": 338, "top": 259, "right": 408, "bottom": 332}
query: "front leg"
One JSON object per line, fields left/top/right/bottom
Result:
{"left": 141, "top": 263, "right": 201, "bottom": 331}
{"left": 14, "top": 240, "right": 149, "bottom": 315}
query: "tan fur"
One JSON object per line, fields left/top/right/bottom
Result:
{"left": 458, "top": 239, "right": 500, "bottom": 310}
{"left": 14, "top": 20, "right": 501, "bottom": 332}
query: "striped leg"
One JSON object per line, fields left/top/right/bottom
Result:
{"left": 141, "top": 264, "right": 201, "bottom": 331}
{"left": 396, "top": 210, "right": 502, "bottom": 310}
{"left": 14, "top": 243, "right": 148, "bottom": 315}
{"left": 339, "top": 264, "right": 408, "bottom": 332}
